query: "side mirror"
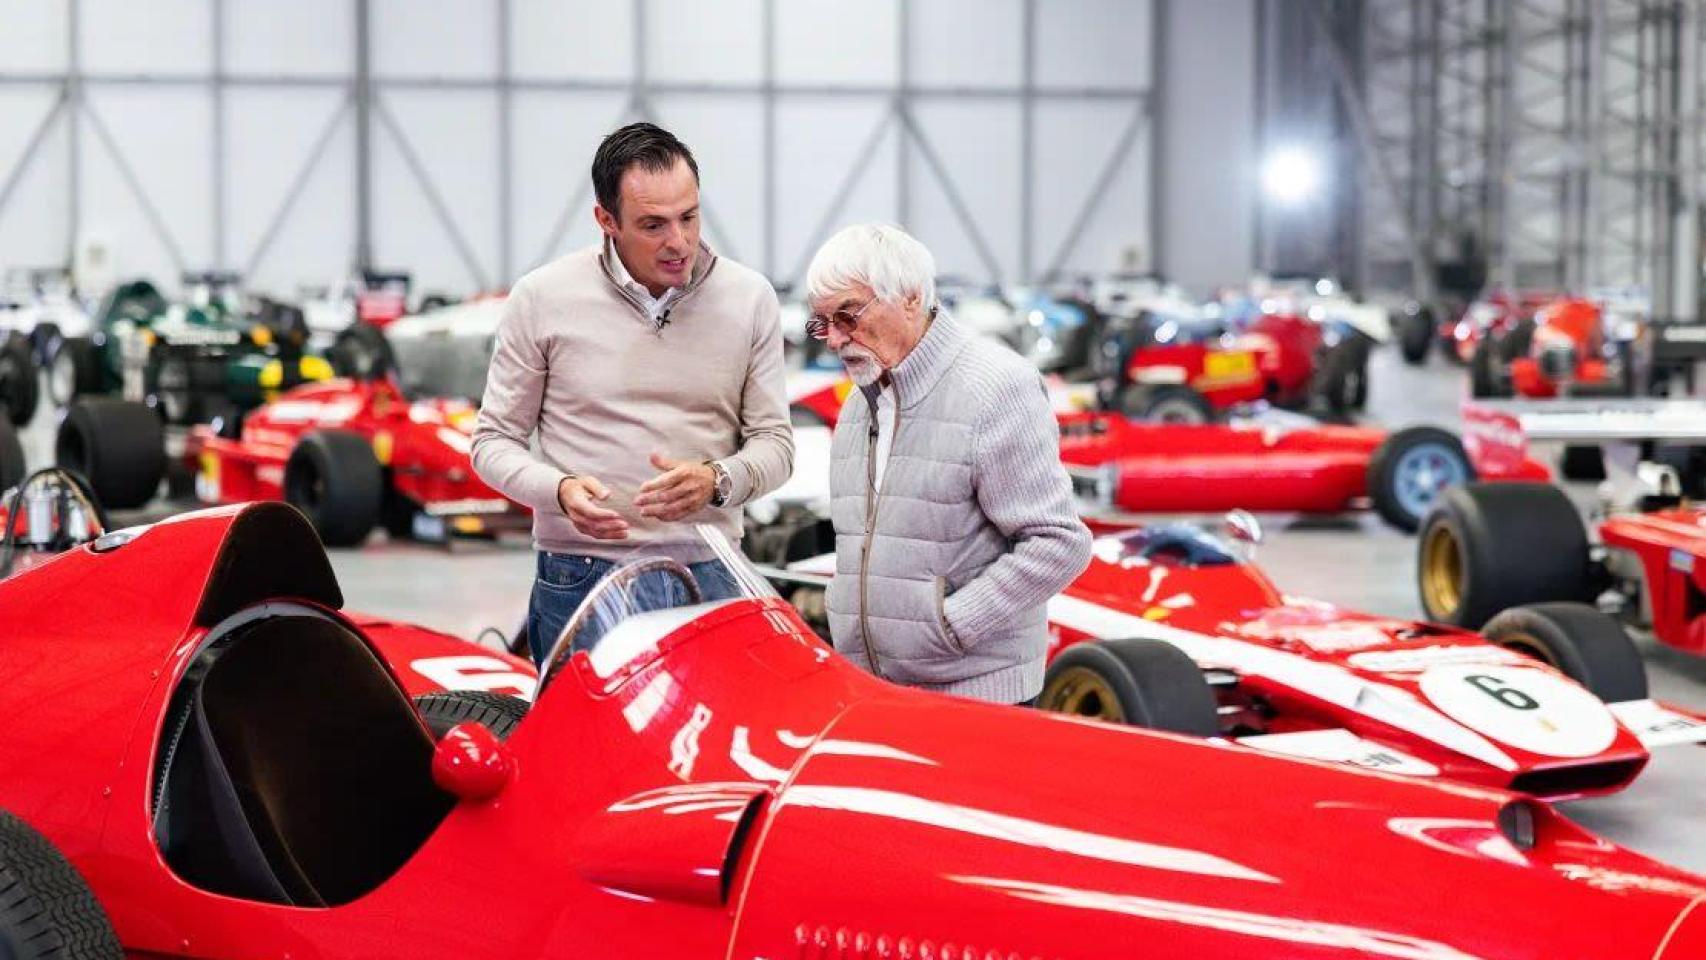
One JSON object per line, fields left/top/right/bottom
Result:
{"left": 1221, "top": 509, "right": 1263, "bottom": 548}
{"left": 431, "top": 722, "right": 513, "bottom": 802}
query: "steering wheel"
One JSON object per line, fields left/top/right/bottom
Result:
{"left": 536, "top": 557, "right": 702, "bottom": 694}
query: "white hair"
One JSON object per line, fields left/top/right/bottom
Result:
{"left": 805, "top": 223, "right": 937, "bottom": 312}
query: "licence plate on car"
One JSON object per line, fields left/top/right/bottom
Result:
{"left": 1202, "top": 351, "right": 1257, "bottom": 381}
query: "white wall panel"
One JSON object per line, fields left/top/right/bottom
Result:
{"left": 908, "top": 100, "right": 1021, "bottom": 281}
{"left": 1, "top": 0, "right": 70, "bottom": 74}
{"left": 776, "top": 0, "right": 898, "bottom": 86}
{"left": 1036, "top": 0, "right": 1150, "bottom": 89}
{"left": 1161, "top": 0, "right": 1255, "bottom": 295}
{"left": 511, "top": 0, "right": 634, "bottom": 81}
{"left": 374, "top": 89, "right": 499, "bottom": 292}
{"left": 225, "top": 88, "right": 355, "bottom": 294}
{"left": 372, "top": 0, "right": 496, "bottom": 79}
{"left": 774, "top": 98, "right": 898, "bottom": 281}
{"left": 80, "top": 0, "right": 212, "bottom": 75}
{"left": 511, "top": 91, "right": 631, "bottom": 272}
{"left": 910, "top": 0, "right": 1022, "bottom": 88}
{"left": 648, "top": 95, "right": 764, "bottom": 268}
{"left": 2, "top": 0, "right": 1168, "bottom": 298}
{"left": 78, "top": 88, "right": 214, "bottom": 286}
{"left": 1034, "top": 100, "right": 1149, "bottom": 277}
{"left": 0, "top": 91, "right": 69, "bottom": 268}
{"left": 649, "top": 0, "right": 761, "bottom": 85}
{"left": 225, "top": 0, "right": 353, "bottom": 77}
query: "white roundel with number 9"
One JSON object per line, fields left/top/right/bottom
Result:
{"left": 1418, "top": 664, "right": 1618, "bottom": 758}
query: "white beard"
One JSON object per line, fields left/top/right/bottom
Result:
{"left": 839, "top": 346, "right": 884, "bottom": 386}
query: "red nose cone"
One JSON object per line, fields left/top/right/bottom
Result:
{"left": 431, "top": 722, "right": 513, "bottom": 801}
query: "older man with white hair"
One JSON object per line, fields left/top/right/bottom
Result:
{"left": 805, "top": 224, "right": 1091, "bottom": 705}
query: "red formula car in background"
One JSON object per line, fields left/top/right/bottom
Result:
{"left": 1058, "top": 408, "right": 1549, "bottom": 532}
{"left": 1092, "top": 305, "right": 1355, "bottom": 422}
{"left": 1424, "top": 289, "right": 1557, "bottom": 367}
{"left": 4, "top": 507, "right": 1706, "bottom": 958}
{"left": 54, "top": 375, "right": 528, "bottom": 547}
{"left": 1468, "top": 295, "right": 1653, "bottom": 400}
{"left": 186, "top": 377, "right": 527, "bottom": 546}
{"left": 1419, "top": 398, "right": 1706, "bottom": 658}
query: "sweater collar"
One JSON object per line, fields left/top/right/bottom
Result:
{"left": 598, "top": 238, "right": 718, "bottom": 302}
{"left": 865, "top": 305, "right": 971, "bottom": 411}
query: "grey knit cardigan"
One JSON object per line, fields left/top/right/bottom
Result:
{"left": 824, "top": 307, "right": 1093, "bottom": 703}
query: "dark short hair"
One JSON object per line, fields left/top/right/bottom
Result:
{"left": 592, "top": 122, "right": 699, "bottom": 221}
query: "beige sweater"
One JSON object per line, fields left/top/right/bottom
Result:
{"left": 471, "top": 242, "right": 793, "bottom": 561}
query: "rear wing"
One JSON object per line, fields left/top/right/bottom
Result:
{"left": 1462, "top": 398, "right": 1706, "bottom": 478}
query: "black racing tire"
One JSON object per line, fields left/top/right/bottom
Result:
{"left": 1039, "top": 638, "right": 1219, "bottom": 736}
{"left": 283, "top": 430, "right": 383, "bottom": 547}
{"left": 1315, "top": 336, "right": 1371, "bottom": 416}
{"left": 0, "top": 333, "right": 40, "bottom": 427}
{"left": 28, "top": 322, "right": 60, "bottom": 368}
{"left": 413, "top": 691, "right": 529, "bottom": 741}
{"left": 326, "top": 323, "right": 396, "bottom": 381}
{"left": 0, "top": 808, "right": 122, "bottom": 959}
{"left": 0, "top": 418, "right": 22, "bottom": 491}
{"left": 45, "top": 337, "right": 100, "bottom": 407}
{"left": 1558, "top": 445, "right": 1606, "bottom": 482}
{"left": 1497, "top": 318, "right": 1536, "bottom": 363}
{"left": 1469, "top": 339, "right": 1506, "bottom": 398}
{"left": 144, "top": 348, "right": 202, "bottom": 425}
{"left": 1482, "top": 602, "right": 1648, "bottom": 703}
{"left": 1118, "top": 383, "right": 1214, "bottom": 424}
{"left": 1416, "top": 482, "right": 1593, "bottom": 629}
{"left": 54, "top": 398, "right": 165, "bottom": 510}
{"left": 381, "top": 488, "right": 420, "bottom": 541}
{"left": 1397, "top": 305, "right": 1434, "bottom": 364}
{"left": 1367, "top": 426, "right": 1476, "bottom": 533}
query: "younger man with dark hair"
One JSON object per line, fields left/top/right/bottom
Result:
{"left": 472, "top": 122, "right": 793, "bottom": 663}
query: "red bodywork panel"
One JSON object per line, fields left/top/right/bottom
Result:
{"left": 1059, "top": 411, "right": 1384, "bottom": 513}
{"left": 1601, "top": 510, "right": 1706, "bottom": 656}
{"left": 1048, "top": 532, "right": 1655, "bottom": 799}
{"left": 188, "top": 377, "right": 529, "bottom": 534}
{"left": 2, "top": 503, "right": 1702, "bottom": 957}
{"left": 1457, "top": 403, "right": 1559, "bottom": 482}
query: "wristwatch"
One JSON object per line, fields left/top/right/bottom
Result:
{"left": 706, "top": 460, "right": 733, "bottom": 507}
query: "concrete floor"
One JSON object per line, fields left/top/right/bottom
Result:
{"left": 13, "top": 341, "right": 1703, "bottom": 871}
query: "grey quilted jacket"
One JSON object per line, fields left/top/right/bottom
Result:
{"left": 825, "top": 308, "right": 1092, "bottom": 703}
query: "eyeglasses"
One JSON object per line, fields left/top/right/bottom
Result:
{"left": 806, "top": 296, "right": 876, "bottom": 341}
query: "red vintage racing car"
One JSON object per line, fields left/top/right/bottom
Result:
{"left": 3, "top": 506, "right": 1706, "bottom": 958}
{"left": 1419, "top": 398, "right": 1706, "bottom": 657}
{"left": 1093, "top": 307, "right": 1353, "bottom": 422}
{"left": 1058, "top": 408, "right": 1549, "bottom": 533}
{"left": 776, "top": 510, "right": 1705, "bottom": 802}
{"left": 1434, "top": 288, "right": 1557, "bottom": 366}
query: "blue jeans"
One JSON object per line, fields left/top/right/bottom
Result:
{"left": 525, "top": 552, "right": 741, "bottom": 665}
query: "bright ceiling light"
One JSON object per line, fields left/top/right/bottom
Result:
{"left": 1262, "top": 148, "right": 1322, "bottom": 207}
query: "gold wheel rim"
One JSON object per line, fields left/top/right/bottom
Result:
{"left": 1040, "top": 666, "right": 1127, "bottom": 723}
{"left": 1498, "top": 631, "right": 1561, "bottom": 669}
{"left": 1420, "top": 522, "right": 1465, "bottom": 620}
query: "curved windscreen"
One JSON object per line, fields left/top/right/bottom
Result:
{"left": 545, "top": 525, "right": 781, "bottom": 679}
{"left": 1096, "top": 522, "right": 1245, "bottom": 568}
